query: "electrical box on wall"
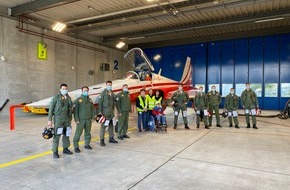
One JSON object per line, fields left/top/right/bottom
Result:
{"left": 100, "top": 63, "right": 110, "bottom": 71}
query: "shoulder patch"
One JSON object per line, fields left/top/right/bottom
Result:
{"left": 79, "top": 99, "right": 83, "bottom": 103}
{"left": 61, "top": 96, "right": 64, "bottom": 100}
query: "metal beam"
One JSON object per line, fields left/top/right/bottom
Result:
{"left": 102, "top": 9, "right": 290, "bottom": 42}
{"left": 129, "top": 25, "right": 290, "bottom": 49}
{"left": 11, "top": 0, "right": 80, "bottom": 16}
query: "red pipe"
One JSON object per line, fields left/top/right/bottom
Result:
{"left": 9, "top": 105, "right": 24, "bottom": 130}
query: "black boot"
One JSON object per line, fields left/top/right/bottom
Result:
{"left": 196, "top": 124, "right": 200, "bottom": 128}
{"left": 53, "top": 151, "right": 59, "bottom": 158}
{"left": 235, "top": 125, "right": 240, "bottom": 129}
{"left": 123, "top": 134, "right": 130, "bottom": 138}
{"left": 229, "top": 124, "right": 233, "bottom": 127}
{"left": 63, "top": 148, "right": 73, "bottom": 155}
{"left": 185, "top": 124, "right": 190, "bottom": 129}
{"left": 173, "top": 125, "right": 177, "bottom": 129}
{"left": 100, "top": 139, "right": 106, "bottom": 146}
{"left": 118, "top": 136, "right": 124, "bottom": 140}
{"left": 109, "top": 137, "right": 119, "bottom": 143}
{"left": 84, "top": 145, "right": 93, "bottom": 149}
{"left": 253, "top": 124, "right": 258, "bottom": 129}
{"left": 205, "top": 125, "right": 210, "bottom": 129}
{"left": 246, "top": 123, "right": 251, "bottom": 128}
{"left": 216, "top": 124, "right": 222, "bottom": 127}
{"left": 74, "top": 147, "right": 81, "bottom": 153}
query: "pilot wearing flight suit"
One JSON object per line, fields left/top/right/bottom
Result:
{"left": 116, "top": 84, "right": 132, "bottom": 139}
{"left": 170, "top": 84, "right": 190, "bottom": 129}
{"left": 98, "top": 81, "right": 118, "bottom": 146}
{"left": 207, "top": 85, "right": 222, "bottom": 127}
{"left": 73, "top": 86, "right": 95, "bottom": 153}
{"left": 195, "top": 86, "right": 209, "bottom": 129}
{"left": 48, "top": 84, "right": 73, "bottom": 159}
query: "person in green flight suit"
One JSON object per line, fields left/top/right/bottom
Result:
{"left": 170, "top": 84, "right": 190, "bottom": 129}
{"left": 207, "top": 85, "right": 222, "bottom": 127}
{"left": 224, "top": 88, "right": 240, "bottom": 129}
{"left": 73, "top": 86, "right": 95, "bottom": 153}
{"left": 195, "top": 86, "right": 210, "bottom": 129}
{"left": 98, "top": 81, "right": 118, "bottom": 146}
{"left": 241, "top": 83, "right": 259, "bottom": 129}
{"left": 48, "top": 84, "right": 73, "bottom": 159}
{"left": 116, "top": 84, "right": 132, "bottom": 140}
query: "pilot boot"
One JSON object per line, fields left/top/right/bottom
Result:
{"left": 53, "top": 151, "right": 59, "bottom": 158}
{"left": 253, "top": 124, "right": 258, "bottom": 129}
{"left": 246, "top": 123, "right": 251, "bottom": 128}
{"left": 109, "top": 137, "right": 118, "bottom": 143}
{"left": 100, "top": 139, "right": 106, "bottom": 146}
{"left": 63, "top": 148, "right": 73, "bottom": 155}
{"left": 185, "top": 124, "right": 190, "bottom": 129}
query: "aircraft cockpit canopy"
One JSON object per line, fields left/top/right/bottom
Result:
{"left": 121, "top": 71, "right": 140, "bottom": 80}
{"left": 124, "top": 48, "right": 155, "bottom": 72}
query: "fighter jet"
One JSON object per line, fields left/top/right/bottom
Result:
{"left": 23, "top": 48, "right": 196, "bottom": 114}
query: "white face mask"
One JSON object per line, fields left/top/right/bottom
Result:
{"left": 179, "top": 87, "right": 183, "bottom": 91}
{"left": 212, "top": 88, "right": 216, "bottom": 92}
{"left": 246, "top": 86, "right": 250, "bottom": 90}
{"left": 230, "top": 91, "right": 234, "bottom": 94}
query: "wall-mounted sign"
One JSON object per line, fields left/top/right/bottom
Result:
{"left": 37, "top": 42, "right": 47, "bottom": 60}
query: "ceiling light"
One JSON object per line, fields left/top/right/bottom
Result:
{"left": 153, "top": 54, "right": 161, "bottom": 61}
{"left": 128, "top": 36, "right": 146, "bottom": 40}
{"left": 52, "top": 22, "right": 66, "bottom": 32}
{"left": 255, "top": 17, "right": 284, "bottom": 23}
{"left": 116, "top": 42, "right": 125, "bottom": 49}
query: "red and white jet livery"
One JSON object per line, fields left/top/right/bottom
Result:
{"left": 23, "top": 48, "right": 196, "bottom": 114}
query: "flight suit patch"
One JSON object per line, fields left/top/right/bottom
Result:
{"left": 79, "top": 99, "right": 83, "bottom": 103}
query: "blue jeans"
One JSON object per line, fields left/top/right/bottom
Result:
{"left": 155, "top": 115, "right": 166, "bottom": 125}
{"left": 137, "top": 112, "right": 147, "bottom": 130}
{"left": 145, "top": 110, "right": 152, "bottom": 130}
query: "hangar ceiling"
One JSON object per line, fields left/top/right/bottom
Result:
{"left": 0, "top": 0, "right": 289, "bottom": 49}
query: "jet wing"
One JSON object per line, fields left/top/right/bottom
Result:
{"left": 124, "top": 48, "right": 154, "bottom": 72}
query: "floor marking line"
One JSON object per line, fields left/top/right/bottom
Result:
{"left": 0, "top": 127, "right": 135, "bottom": 169}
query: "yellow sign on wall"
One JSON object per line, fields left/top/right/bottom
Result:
{"left": 37, "top": 42, "right": 47, "bottom": 60}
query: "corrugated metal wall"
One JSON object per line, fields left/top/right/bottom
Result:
{"left": 144, "top": 33, "right": 290, "bottom": 110}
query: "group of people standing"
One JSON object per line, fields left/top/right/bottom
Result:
{"left": 47, "top": 81, "right": 131, "bottom": 159}
{"left": 195, "top": 83, "right": 259, "bottom": 130}
{"left": 47, "top": 81, "right": 259, "bottom": 159}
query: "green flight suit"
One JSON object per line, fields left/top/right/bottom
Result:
{"left": 98, "top": 89, "right": 116, "bottom": 140}
{"left": 116, "top": 91, "right": 132, "bottom": 136}
{"left": 48, "top": 93, "right": 73, "bottom": 152}
{"left": 224, "top": 93, "right": 239, "bottom": 126}
{"left": 73, "top": 95, "right": 95, "bottom": 148}
{"left": 195, "top": 92, "right": 208, "bottom": 126}
{"left": 241, "top": 89, "right": 259, "bottom": 125}
{"left": 170, "top": 90, "right": 189, "bottom": 126}
{"left": 207, "top": 90, "right": 221, "bottom": 126}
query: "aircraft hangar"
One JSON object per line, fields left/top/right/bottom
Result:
{"left": 0, "top": 0, "right": 290, "bottom": 189}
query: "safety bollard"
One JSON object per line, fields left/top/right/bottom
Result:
{"left": 9, "top": 105, "right": 24, "bottom": 130}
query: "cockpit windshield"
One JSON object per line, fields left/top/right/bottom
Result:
{"left": 120, "top": 71, "right": 140, "bottom": 80}
{"left": 124, "top": 48, "right": 155, "bottom": 72}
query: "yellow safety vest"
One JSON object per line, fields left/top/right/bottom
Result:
{"left": 137, "top": 95, "right": 146, "bottom": 112}
{"left": 155, "top": 96, "right": 162, "bottom": 104}
{"left": 146, "top": 95, "right": 156, "bottom": 110}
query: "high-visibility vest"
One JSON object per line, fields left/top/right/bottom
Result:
{"left": 155, "top": 96, "right": 162, "bottom": 104}
{"left": 146, "top": 95, "right": 156, "bottom": 110}
{"left": 137, "top": 95, "right": 146, "bottom": 112}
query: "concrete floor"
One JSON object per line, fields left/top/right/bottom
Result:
{"left": 0, "top": 108, "right": 290, "bottom": 190}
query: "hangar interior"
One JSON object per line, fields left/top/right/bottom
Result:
{"left": 0, "top": 0, "right": 290, "bottom": 190}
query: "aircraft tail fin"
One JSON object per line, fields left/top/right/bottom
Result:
{"left": 180, "top": 57, "right": 192, "bottom": 85}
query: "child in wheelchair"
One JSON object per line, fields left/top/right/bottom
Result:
{"left": 152, "top": 102, "right": 167, "bottom": 130}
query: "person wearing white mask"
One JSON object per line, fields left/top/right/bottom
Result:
{"left": 224, "top": 88, "right": 239, "bottom": 128}
{"left": 195, "top": 86, "right": 210, "bottom": 129}
{"left": 116, "top": 84, "right": 132, "bottom": 139}
{"left": 98, "top": 81, "right": 118, "bottom": 146}
{"left": 73, "top": 86, "right": 95, "bottom": 153}
{"left": 241, "top": 83, "right": 259, "bottom": 129}
{"left": 206, "top": 85, "right": 222, "bottom": 127}
{"left": 48, "top": 84, "right": 73, "bottom": 158}
{"left": 170, "top": 84, "right": 190, "bottom": 129}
